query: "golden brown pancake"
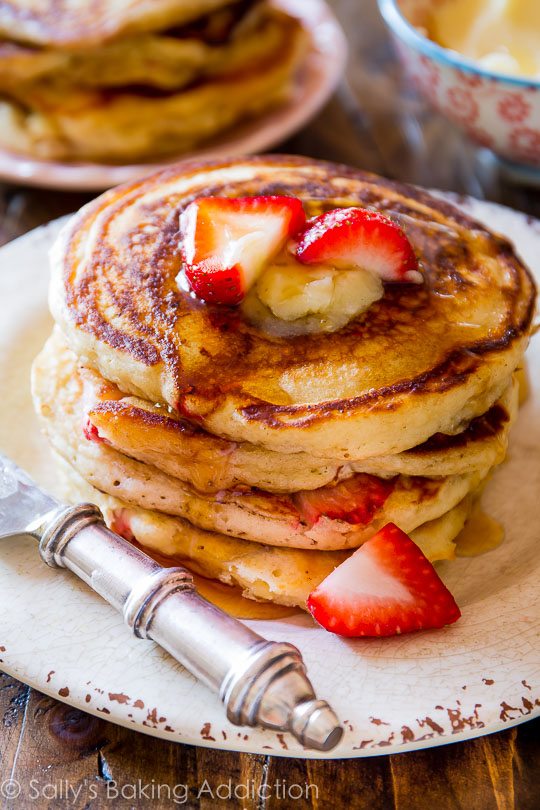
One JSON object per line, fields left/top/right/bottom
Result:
{"left": 32, "top": 330, "right": 488, "bottom": 550}
{"left": 39, "top": 329, "right": 519, "bottom": 491}
{"left": 0, "top": 2, "right": 279, "bottom": 91}
{"left": 0, "top": 9, "right": 305, "bottom": 162}
{"left": 50, "top": 156, "right": 536, "bottom": 459}
{"left": 57, "top": 456, "right": 474, "bottom": 608}
{"left": 0, "top": 0, "right": 246, "bottom": 47}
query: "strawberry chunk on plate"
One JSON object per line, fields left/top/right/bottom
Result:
{"left": 293, "top": 473, "right": 395, "bottom": 527}
{"left": 307, "top": 523, "right": 461, "bottom": 637}
{"left": 295, "top": 207, "right": 422, "bottom": 283}
{"left": 179, "top": 195, "right": 306, "bottom": 305}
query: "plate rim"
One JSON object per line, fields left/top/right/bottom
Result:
{"left": 1, "top": 656, "right": 538, "bottom": 760}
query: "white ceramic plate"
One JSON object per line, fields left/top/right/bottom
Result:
{"left": 0, "top": 195, "right": 539, "bottom": 759}
{"left": 0, "top": 0, "right": 346, "bottom": 192}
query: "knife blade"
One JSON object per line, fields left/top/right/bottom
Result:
{"left": 0, "top": 453, "right": 343, "bottom": 752}
{"left": 0, "top": 454, "right": 59, "bottom": 539}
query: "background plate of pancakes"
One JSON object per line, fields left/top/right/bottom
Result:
{"left": 0, "top": 0, "right": 346, "bottom": 191}
{"left": 0, "top": 183, "right": 538, "bottom": 758}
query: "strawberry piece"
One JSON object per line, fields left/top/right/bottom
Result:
{"left": 183, "top": 261, "right": 244, "bottom": 306}
{"left": 110, "top": 509, "right": 136, "bottom": 543}
{"left": 295, "top": 207, "right": 422, "bottom": 283}
{"left": 293, "top": 474, "right": 395, "bottom": 527}
{"left": 83, "top": 417, "right": 103, "bottom": 443}
{"left": 307, "top": 523, "right": 461, "bottom": 637}
{"left": 179, "top": 195, "right": 306, "bottom": 304}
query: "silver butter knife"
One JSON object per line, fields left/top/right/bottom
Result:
{"left": 0, "top": 453, "right": 343, "bottom": 752}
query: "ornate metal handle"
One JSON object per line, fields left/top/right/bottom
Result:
{"left": 34, "top": 502, "right": 343, "bottom": 751}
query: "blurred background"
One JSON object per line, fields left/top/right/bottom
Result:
{"left": 1, "top": 0, "right": 539, "bottom": 247}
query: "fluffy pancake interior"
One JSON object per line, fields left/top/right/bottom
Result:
{"left": 39, "top": 328, "right": 519, "bottom": 492}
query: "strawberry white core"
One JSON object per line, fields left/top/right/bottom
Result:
{"left": 219, "top": 224, "right": 287, "bottom": 290}
{"left": 323, "top": 552, "right": 414, "bottom": 602}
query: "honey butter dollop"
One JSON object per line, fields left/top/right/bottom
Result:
{"left": 428, "top": 0, "right": 540, "bottom": 78}
{"left": 242, "top": 252, "right": 384, "bottom": 336}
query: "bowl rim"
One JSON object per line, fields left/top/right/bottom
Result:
{"left": 377, "top": 0, "right": 540, "bottom": 89}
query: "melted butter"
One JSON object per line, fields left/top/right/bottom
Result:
{"left": 455, "top": 505, "right": 504, "bottom": 557}
{"left": 515, "top": 362, "right": 530, "bottom": 407}
{"left": 243, "top": 253, "right": 384, "bottom": 337}
{"left": 428, "top": 0, "right": 540, "bottom": 79}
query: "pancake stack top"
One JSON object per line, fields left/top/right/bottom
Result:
{"left": 0, "top": 0, "right": 307, "bottom": 162}
{"left": 32, "top": 156, "right": 536, "bottom": 611}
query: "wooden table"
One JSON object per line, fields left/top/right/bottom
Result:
{"left": 0, "top": 1, "right": 539, "bottom": 806}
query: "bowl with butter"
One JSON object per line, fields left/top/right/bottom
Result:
{"left": 379, "top": 0, "right": 540, "bottom": 179}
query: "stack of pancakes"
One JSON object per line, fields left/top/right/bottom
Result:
{"left": 32, "top": 156, "right": 536, "bottom": 610}
{"left": 0, "top": 0, "right": 306, "bottom": 162}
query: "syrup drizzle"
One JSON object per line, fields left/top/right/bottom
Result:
{"left": 515, "top": 362, "right": 530, "bottom": 407}
{"left": 130, "top": 540, "right": 299, "bottom": 619}
{"left": 455, "top": 505, "right": 504, "bottom": 557}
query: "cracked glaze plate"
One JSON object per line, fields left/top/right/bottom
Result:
{"left": 0, "top": 195, "right": 538, "bottom": 758}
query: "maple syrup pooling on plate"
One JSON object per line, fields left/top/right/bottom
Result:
{"left": 130, "top": 539, "right": 299, "bottom": 620}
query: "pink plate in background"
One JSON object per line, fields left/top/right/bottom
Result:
{"left": 0, "top": 0, "right": 347, "bottom": 192}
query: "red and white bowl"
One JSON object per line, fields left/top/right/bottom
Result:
{"left": 379, "top": 0, "right": 540, "bottom": 182}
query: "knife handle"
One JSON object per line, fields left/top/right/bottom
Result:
{"left": 37, "top": 502, "right": 342, "bottom": 751}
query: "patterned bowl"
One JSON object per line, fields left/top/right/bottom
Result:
{"left": 378, "top": 0, "right": 540, "bottom": 182}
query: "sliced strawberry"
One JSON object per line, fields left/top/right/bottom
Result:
{"left": 110, "top": 509, "right": 136, "bottom": 543}
{"left": 307, "top": 523, "right": 461, "bottom": 637}
{"left": 83, "top": 417, "right": 104, "bottom": 443}
{"left": 183, "top": 260, "right": 244, "bottom": 306}
{"left": 179, "top": 195, "right": 306, "bottom": 304}
{"left": 293, "top": 474, "right": 395, "bottom": 528}
{"left": 294, "top": 207, "right": 422, "bottom": 283}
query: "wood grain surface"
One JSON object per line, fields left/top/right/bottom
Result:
{"left": 0, "top": 1, "right": 539, "bottom": 807}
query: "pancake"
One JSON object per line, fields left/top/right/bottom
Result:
{"left": 359, "top": 378, "right": 518, "bottom": 477}
{"left": 50, "top": 156, "right": 536, "bottom": 459}
{"left": 0, "top": 2, "right": 278, "bottom": 91}
{"left": 0, "top": 12, "right": 305, "bottom": 161}
{"left": 57, "top": 457, "right": 473, "bottom": 608}
{"left": 33, "top": 331, "right": 489, "bottom": 550}
{"left": 39, "top": 330, "right": 518, "bottom": 492}
{"left": 86, "top": 366, "right": 518, "bottom": 486}
{"left": 0, "top": 0, "right": 246, "bottom": 47}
